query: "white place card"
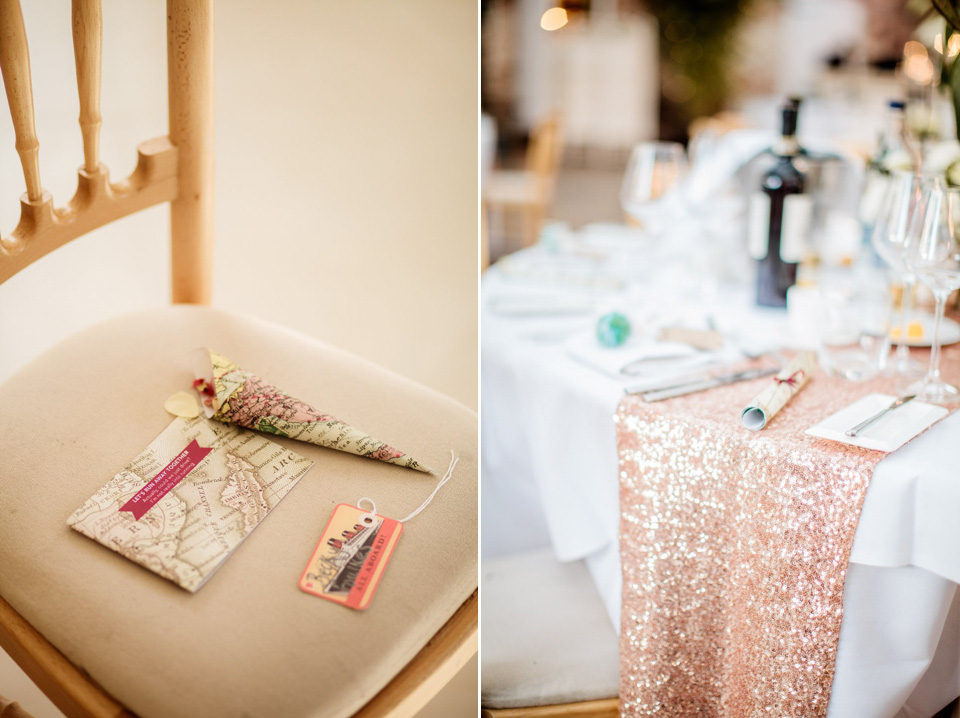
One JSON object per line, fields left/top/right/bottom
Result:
{"left": 805, "top": 393, "right": 949, "bottom": 453}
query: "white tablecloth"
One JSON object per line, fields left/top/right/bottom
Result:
{"left": 482, "top": 245, "right": 960, "bottom": 718}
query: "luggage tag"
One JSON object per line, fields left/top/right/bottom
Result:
{"left": 299, "top": 451, "right": 458, "bottom": 610}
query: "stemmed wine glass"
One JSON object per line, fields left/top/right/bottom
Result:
{"left": 871, "top": 170, "right": 935, "bottom": 376}
{"left": 620, "top": 142, "right": 688, "bottom": 226}
{"left": 902, "top": 179, "right": 960, "bottom": 403}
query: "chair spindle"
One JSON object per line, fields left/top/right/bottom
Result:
{"left": 0, "top": 694, "right": 35, "bottom": 718}
{"left": 0, "top": 0, "right": 42, "bottom": 202}
{"left": 168, "top": 0, "right": 214, "bottom": 304}
{"left": 72, "top": 0, "right": 102, "bottom": 174}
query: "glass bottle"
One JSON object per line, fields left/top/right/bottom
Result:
{"left": 749, "top": 101, "right": 810, "bottom": 307}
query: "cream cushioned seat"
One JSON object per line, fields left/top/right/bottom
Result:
{"left": 0, "top": 306, "right": 477, "bottom": 718}
{"left": 480, "top": 549, "right": 619, "bottom": 709}
{"left": 481, "top": 170, "right": 541, "bottom": 206}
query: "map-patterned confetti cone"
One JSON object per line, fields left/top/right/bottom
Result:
{"left": 193, "top": 349, "right": 431, "bottom": 473}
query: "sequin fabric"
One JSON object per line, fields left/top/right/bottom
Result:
{"left": 616, "top": 347, "right": 960, "bottom": 717}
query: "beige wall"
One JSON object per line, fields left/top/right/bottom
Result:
{"left": 0, "top": 0, "right": 478, "bottom": 411}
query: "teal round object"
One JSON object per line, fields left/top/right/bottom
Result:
{"left": 596, "top": 311, "right": 631, "bottom": 348}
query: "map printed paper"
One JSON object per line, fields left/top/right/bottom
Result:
{"left": 193, "top": 349, "right": 430, "bottom": 473}
{"left": 740, "top": 351, "right": 817, "bottom": 431}
{"left": 67, "top": 416, "right": 314, "bottom": 592}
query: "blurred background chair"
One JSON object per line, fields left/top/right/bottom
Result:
{"left": 482, "top": 113, "right": 563, "bottom": 251}
{"left": 0, "top": 1, "right": 477, "bottom": 717}
{"left": 480, "top": 549, "right": 619, "bottom": 718}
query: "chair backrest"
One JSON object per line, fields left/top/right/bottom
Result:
{"left": 524, "top": 113, "right": 563, "bottom": 200}
{"left": 524, "top": 115, "right": 560, "bottom": 175}
{"left": 0, "top": 0, "right": 213, "bottom": 304}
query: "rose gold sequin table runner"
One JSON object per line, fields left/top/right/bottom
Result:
{"left": 616, "top": 348, "right": 960, "bottom": 717}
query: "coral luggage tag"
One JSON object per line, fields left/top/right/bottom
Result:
{"left": 299, "top": 451, "right": 458, "bottom": 610}
{"left": 299, "top": 503, "right": 403, "bottom": 610}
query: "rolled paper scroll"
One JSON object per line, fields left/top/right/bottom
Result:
{"left": 193, "top": 349, "right": 431, "bottom": 473}
{"left": 740, "top": 351, "right": 817, "bottom": 431}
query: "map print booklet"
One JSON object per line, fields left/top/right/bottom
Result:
{"left": 68, "top": 416, "right": 314, "bottom": 592}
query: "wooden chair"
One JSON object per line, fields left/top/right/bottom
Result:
{"left": 481, "top": 699, "right": 618, "bottom": 718}
{"left": 482, "top": 114, "right": 563, "bottom": 250}
{"left": 0, "top": 1, "right": 477, "bottom": 717}
{"left": 0, "top": 693, "right": 36, "bottom": 718}
{"left": 481, "top": 199, "right": 490, "bottom": 273}
{"left": 480, "top": 550, "right": 619, "bottom": 718}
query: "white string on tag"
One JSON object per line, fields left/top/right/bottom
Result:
{"left": 356, "top": 450, "right": 458, "bottom": 524}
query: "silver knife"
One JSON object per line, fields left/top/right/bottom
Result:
{"left": 845, "top": 395, "right": 916, "bottom": 437}
{"left": 623, "top": 362, "right": 753, "bottom": 394}
{"left": 635, "top": 366, "right": 779, "bottom": 402}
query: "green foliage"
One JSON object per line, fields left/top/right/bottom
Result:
{"left": 931, "top": 0, "right": 960, "bottom": 32}
{"left": 946, "top": 37, "right": 960, "bottom": 144}
{"left": 644, "top": 0, "right": 750, "bottom": 136}
{"left": 934, "top": 1, "right": 960, "bottom": 141}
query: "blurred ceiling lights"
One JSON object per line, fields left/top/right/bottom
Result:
{"left": 902, "top": 40, "right": 935, "bottom": 85}
{"left": 933, "top": 32, "right": 960, "bottom": 59}
{"left": 540, "top": 6, "right": 568, "bottom": 31}
{"left": 949, "top": 34, "right": 960, "bottom": 58}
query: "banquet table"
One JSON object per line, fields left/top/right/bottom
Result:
{"left": 481, "top": 241, "right": 960, "bottom": 717}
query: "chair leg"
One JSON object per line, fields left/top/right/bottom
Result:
{"left": 483, "top": 202, "right": 501, "bottom": 260}
{"left": 168, "top": 0, "right": 214, "bottom": 305}
{"left": 524, "top": 203, "right": 544, "bottom": 248}
{"left": 481, "top": 202, "right": 491, "bottom": 272}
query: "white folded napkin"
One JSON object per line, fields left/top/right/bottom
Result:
{"left": 488, "top": 294, "right": 595, "bottom": 317}
{"left": 805, "top": 393, "right": 949, "bottom": 453}
{"left": 565, "top": 330, "right": 740, "bottom": 382}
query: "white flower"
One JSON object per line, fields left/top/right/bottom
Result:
{"left": 946, "top": 159, "right": 960, "bottom": 187}
{"left": 879, "top": 150, "right": 913, "bottom": 173}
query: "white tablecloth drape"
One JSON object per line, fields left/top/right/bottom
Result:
{"left": 482, "top": 249, "right": 960, "bottom": 717}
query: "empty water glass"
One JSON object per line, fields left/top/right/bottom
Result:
{"left": 817, "top": 284, "right": 892, "bottom": 381}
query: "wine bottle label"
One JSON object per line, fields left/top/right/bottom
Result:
{"left": 748, "top": 193, "right": 770, "bottom": 260}
{"left": 780, "top": 194, "right": 811, "bottom": 262}
{"left": 747, "top": 192, "right": 811, "bottom": 262}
